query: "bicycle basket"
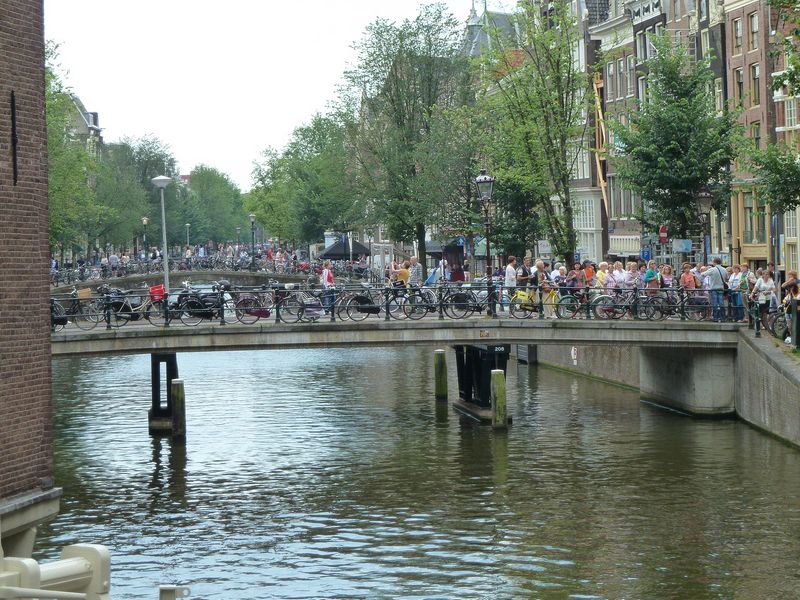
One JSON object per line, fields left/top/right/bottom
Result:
{"left": 149, "top": 284, "right": 166, "bottom": 301}
{"left": 76, "top": 287, "right": 92, "bottom": 300}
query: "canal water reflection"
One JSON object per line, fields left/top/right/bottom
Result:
{"left": 42, "top": 347, "right": 800, "bottom": 599}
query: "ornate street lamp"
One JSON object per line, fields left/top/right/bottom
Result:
{"left": 697, "top": 186, "right": 714, "bottom": 266}
{"left": 475, "top": 168, "right": 497, "bottom": 317}
{"left": 249, "top": 213, "right": 256, "bottom": 271}
{"left": 236, "top": 226, "right": 241, "bottom": 250}
{"left": 151, "top": 175, "right": 171, "bottom": 294}
{"left": 185, "top": 223, "right": 191, "bottom": 247}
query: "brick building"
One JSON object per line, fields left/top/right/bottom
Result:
{"left": 0, "top": 0, "right": 61, "bottom": 557}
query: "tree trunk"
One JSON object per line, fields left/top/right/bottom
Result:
{"left": 415, "top": 222, "right": 427, "bottom": 278}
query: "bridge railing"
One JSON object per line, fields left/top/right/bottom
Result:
{"left": 50, "top": 281, "right": 758, "bottom": 332}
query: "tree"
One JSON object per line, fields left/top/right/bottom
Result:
{"left": 771, "top": 0, "right": 800, "bottom": 96}
{"left": 187, "top": 164, "right": 242, "bottom": 244}
{"left": 751, "top": 143, "right": 800, "bottom": 213}
{"left": 343, "top": 3, "right": 468, "bottom": 261}
{"left": 481, "top": 0, "right": 591, "bottom": 262}
{"left": 612, "top": 33, "right": 741, "bottom": 237}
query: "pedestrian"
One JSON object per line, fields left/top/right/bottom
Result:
{"left": 320, "top": 260, "right": 335, "bottom": 313}
{"left": 751, "top": 269, "right": 775, "bottom": 327}
{"left": 704, "top": 257, "right": 729, "bottom": 322}
{"left": 504, "top": 255, "right": 517, "bottom": 296}
{"left": 516, "top": 256, "right": 532, "bottom": 289}
{"left": 728, "top": 264, "right": 745, "bottom": 322}
{"left": 783, "top": 283, "right": 799, "bottom": 344}
{"left": 408, "top": 256, "right": 423, "bottom": 288}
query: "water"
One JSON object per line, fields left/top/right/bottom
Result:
{"left": 42, "top": 347, "right": 800, "bottom": 599}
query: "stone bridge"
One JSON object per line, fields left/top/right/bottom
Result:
{"left": 52, "top": 320, "right": 743, "bottom": 417}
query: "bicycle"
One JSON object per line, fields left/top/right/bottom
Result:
{"left": 97, "top": 283, "right": 166, "bottom": 327}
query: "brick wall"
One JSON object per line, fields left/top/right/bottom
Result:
{"left": 0, "top": 0, "right": 53, "bottom": 499}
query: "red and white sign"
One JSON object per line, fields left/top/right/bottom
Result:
{"left": 658, "top": 225, "right": 669, "bottom": 245}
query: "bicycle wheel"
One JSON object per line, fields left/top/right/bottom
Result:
{"left": 179, "top": 299, "right": 205, "bottom": 326}
{"left": 509, "top": 297, "right": 532, "bottom": 319}
{"left": 445, "top": 291, "right": 472, "bottom": 319}
{"left": 402, "top": 292, "right": 427, "bottom": 320}
{"left": 145, "top": 300, "right": 166, "bottom": 326}
{"left": 556, "top": 295, "right": 580, "bottom": 319}
{"left": 73, "top": 303, "right": 100, "bottom": 330}
{"left": 771, "top": 313, "right": 788, "bottom": 339}
{"left": 591, "top": 295, "right": 618, "bottom": 320}
{"left": 235, "top": 297, "right": 262, "bottom": 324}
{"left": 346, "top": 296, "right": 373, "bottom": 322}
{"left": 51, "top": 301, "right": 66, "bottom": 332}
{"left": 334, "top": 294, "right": 351, "bottom": 321}
{"left": 108, "top": 303, "right": 131, "bottom": 328}
{"left": 684, "top": 300, "right": 709, "bottom": 321}
{"left": 278, "top": 297, "right": 302, "bottom": 323}
{"left": 387, "top": 295, "right": 407, "bottom": 319}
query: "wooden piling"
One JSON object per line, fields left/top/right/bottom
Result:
{"left": 171, "top": 378, "right": 186, "bottom": 443}
{"left": 434, "top": 349, "right": 447, "bottom": 401}
{"left": 491, "top": 369, "right": 507, "bottom": 430}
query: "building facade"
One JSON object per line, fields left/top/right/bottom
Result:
{"left": 0, "top": 0, "right": 61, "bottom": 557}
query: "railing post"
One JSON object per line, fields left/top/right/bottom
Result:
{"left": 538, "top": 281, "right": 544, "bottom": 320}
{"left": 584, "top": 286, "right": 592, "bottom": 319}
{"left": 218, "top": 288, "right": 226, "bottom": 326}
{"left": 754, "top": 302, "right": 761, "bottom": 338}
{"left": 164, "top": 291, "right": 171, "bottom": 327}
{"left": 384, "top": 286, "right": 391, "bottom": 322}
{"left": 329, "top": 287, "right": 336, "bottom": 322}
{"left": 792, "top": 299, "right": 798, "bottom": 350}
{"left": 438, "top": 283, "right": 444, "bottom": 320}
{"left": 679, "top": 287, "right": 686, "bottom": 321}
{"left": 632, "top": 287, "right": 639, "bottom": 320}
{"left": 104, "top": 293, "right": 112, "bottom": 330}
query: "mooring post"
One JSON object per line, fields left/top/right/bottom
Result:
{"left": 170, "top": 379, "right": 186, "bottom": 443}
{"left": 491, "top": 369, "right": 507, "bottom": 430}
{"left": 434, "top": 349, "right": 447, "bottom": 402}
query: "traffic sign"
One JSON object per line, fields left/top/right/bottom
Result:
{"left": 640, "top": 247, "right": 651, "bottom": 261}
{"left": 658, "top": 225, "right": 668, "bottom": 244}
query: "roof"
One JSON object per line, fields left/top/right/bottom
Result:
{"left": 318, "top": 239, "right": 371, "bottom": 259}
{"left": 463, "top": 10, "right": 518, "bottom": 57}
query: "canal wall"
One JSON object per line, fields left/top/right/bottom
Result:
{"left": 520, "top": 331, "right": 800, "bottom": 447}
{"left": 735, "top": 334, "right": 800, "bottom": 447}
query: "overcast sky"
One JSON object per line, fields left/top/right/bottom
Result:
{"left": 44, "top": 1, "right": 512, "bottom": 192}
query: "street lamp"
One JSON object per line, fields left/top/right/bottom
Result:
{"left": 697, "top": 186, "right": 714, "bottom": 266}
{"left": 141, "top": 216, "right": 149, "bottom": 258}
{"left": 236, "top": 226, "right": 241, "bottom": 250}
{"left": 185, "top": 223, "right": 191, "bottom": 247}
{"left": 151, "top": 175, "right": 171, "bottom": 294}
{"left": 249, "top": 213, "right": 256, "bottom": 271}
{"left": 475, "top": 168, "right": 497, "bottom": 317}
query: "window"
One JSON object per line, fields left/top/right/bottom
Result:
{"left": 756, "top": 195, "right": 767, "bottom": 243}
{"left": 734, "top": 68, "right": 743, "bottom": 106}
{"left": 572, "top": 147, "right": 590, "bottom": 180}
{"left": 786, "top": 209, "right": 798, "bottom": 238}
{"left": 787, "top": 98, "right": 798, "bottom": 127}
{"left": 733, "top": 18, "right": 742, "bottom": 54}
{"left": 701, "top": 29, "right": 710, "bottom": 59}
{"left": 607, "top": 62, "right": 615, "bottom": 102}
{"left": 637, "top": 30, "right": 649, "bottom": 62}
{"left": 675, "top": 0, "right": 681, "bottom": 20}
{"left": 750, "top": 63, "right": 760, "bottom": 106}
{"left": 749, "top": 12, "right": 758, "bottom": 51}
{"left": 617, "top": 58, "right": 625, "bottom": 99}
{"left": 714, "top": 78, "right": 724, "bottom": 112}
{"left": 638, "top": 76, "right": 648, "bottom": 102}
{"left": 751, "top": 121, "right": 761, "bottom": 149}
{"left": 627, "top": 55, "right": 636, "bottom": 95}
{"left": 788, "top": 243, "right": 799, "bottom": 272}
{"left": 744, "top": 192, "right": 755, "bottom": 242}
{"left": 699, "top": 0, "right": 708, "bottom": 21}
{"left": 623, "top": 189, "right": 633, "bottom": 215}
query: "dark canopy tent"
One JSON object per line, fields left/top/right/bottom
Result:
{"left": 317, "top": 239, "right": 371, "bottom": 259}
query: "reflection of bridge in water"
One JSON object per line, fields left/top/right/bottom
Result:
{"left": 52, "top": 320, "right": 743, "bottom": 420}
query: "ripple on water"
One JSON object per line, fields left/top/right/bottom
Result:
{"left": 41, "top": 348, "right": 800, "bottom": 599}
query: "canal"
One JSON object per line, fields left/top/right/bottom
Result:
{"left": 41, "top": 347, "right": 800, "bottom": 599}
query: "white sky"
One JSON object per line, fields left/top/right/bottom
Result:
{"left": 44, "top": 0, "right": 511, "bottom": 192}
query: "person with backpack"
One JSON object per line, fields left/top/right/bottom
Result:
{"left": 702, "top": 257, "right": 730, "bottom": 322}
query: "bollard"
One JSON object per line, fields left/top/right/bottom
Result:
{"left": 434, "top": 349, "right": 447, "bottom": 401}
{"left": 490, "top": 369, "right": 508, "bottom": 430}
{"left": 170, "top": 379, "right": 186, "bottom": 443}
{"left": 159, "top": 585, "right": 191, "bottom": 600}
{"left": 384, "top": 286, "right": 391, "bottom": 322}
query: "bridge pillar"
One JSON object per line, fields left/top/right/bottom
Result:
{"left": 453, "top": 344, "right": 511, "bottom": 423}
{"left": 639, "top": 347, "right": 736, "bottom": 416}
{"left": 149, "top": 353, "right": 180, "bottom": 435}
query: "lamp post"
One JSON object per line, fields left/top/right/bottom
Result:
{"left": 697, "top": 186, "right": 714, "bottom": 266}
{"left": 236, "top": 226, "right": 241, "bottom": 251}
{"left": 151, "top": 175, "right": 171, "bottom": 294}
{"left": 185, "top": 223, "right": 190, "bottom": 247}
{"left": 475, "top": 168, "right": 496, "bottom": 317}
{"left": 142, "top": 217, "right": 149, "bottom": 258}
{"left": 249, "top": 213, "right": 256, "bottom": 271}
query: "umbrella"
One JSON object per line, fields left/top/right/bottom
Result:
{"left": 317, "top": 239, "right": 371, "bottom": 259}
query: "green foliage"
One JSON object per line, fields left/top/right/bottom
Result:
{"left": 612, "top": 33, "right": 741, "bottom": 237}
{"left": 186, "top": 164, "right": 242, "bottom": 244}
{"left": 771, "top": 0, "right": 800, "bottom": 96}
{"left": 343, "top": 3, "right": 468, "bottom": 252}
{"left": 248, "top": 114, "right": 358, "bottom": 244}
{"left": 480, "top": 0, "right": 591, "bottom": 262}
{"left": 752, "top": 143, "right": 800, "bottom": 213}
